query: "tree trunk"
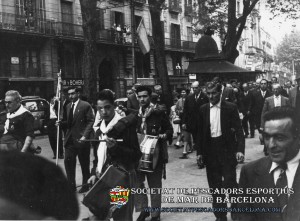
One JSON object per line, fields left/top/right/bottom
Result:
{"left": 149, "top": 1, "right": 173, "bottom": 110}
{"left": 79, "top": 0, "right": 99, "bottom": 103}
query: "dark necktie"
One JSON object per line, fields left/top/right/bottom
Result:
{"left": 68, "top": 103, "right": 74, "bottom": 128}
{"left": 275, "top": 163, "right": 288, "bottom": 214}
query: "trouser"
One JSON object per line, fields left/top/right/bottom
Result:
{"left": 253, "top": 114, "right": 262, "bottom": 133}
{"left": 64, "top": 138, "right": 90, "bottom": 191}
{"left": 91, "top": 141, "right": 98, "bottom": 175}
{"left": 242, "top": 114, "right": 255, "bottom": 136}
{"left": 205, "top": 136, "right": 238, "bottom": 219}
{"left": 135, "top": 163, "right": 163, "bottom": 218}
{"left": 47, "top": 119, "right": 63, "bottom": 156}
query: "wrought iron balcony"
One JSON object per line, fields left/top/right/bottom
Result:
{"left": 165, "top": 38, "right": 196, "bottom": 52}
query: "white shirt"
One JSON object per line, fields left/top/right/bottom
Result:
{"left": 195, "top": 92, "right": 200, "bottom": 101}
{"left": 244, "top": 91, "right": 248, "bottom": 96}
{"left": 274, "top": 95, "right": 281, "bottom": 107}
{"left": 49, "top": 103, "right": 57, "bottom": 119}
{"left": 261, "top": 90, "right": 266, "bottom": 98}
{"left": 210, "top": 100, "right": 222, "bottom": 137}
{"left": 71, "top": 99, "right": 80, "bottom": 114}
{"left": 269, "top": 150, "right": 300, "bottom": 189}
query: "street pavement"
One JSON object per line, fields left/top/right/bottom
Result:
{"left": 34, "top": 131, "right": 265, "bottom": 221}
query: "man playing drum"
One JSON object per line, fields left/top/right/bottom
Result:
{"left": 87, "top": 89, "right": 141, "bottom": 221}
{"left": 135, "top": 86, "right": 173, "bottom": 221}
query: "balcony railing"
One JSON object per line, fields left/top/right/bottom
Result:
{"left": 0, "top": 11, "right": 196, "bottom": 51}
{"left": 165, "top": 38, "right": 196, "bottom": 52}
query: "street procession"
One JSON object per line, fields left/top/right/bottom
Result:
{"left": 1, "top": 0, "right": 300, "bottom": 221}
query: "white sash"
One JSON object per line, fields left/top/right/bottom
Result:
{"left": 4, "top": 105, "right": 29, "bottom": 134}
{"left": 97, "top": 112, "right": 124, "bottom": 173}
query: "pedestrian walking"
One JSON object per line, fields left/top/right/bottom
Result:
{"left": 135, "top": 86, "right": 173, "bottom": 221}
{"left": 57, "top": 86, "right": 94, "bottom": 193}
{"left": 196, "top": 81, "right": 245, "bottom": 221}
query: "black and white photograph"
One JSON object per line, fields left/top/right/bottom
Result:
{"left": 0, "top": 0, "right": 300, "bottom": 220}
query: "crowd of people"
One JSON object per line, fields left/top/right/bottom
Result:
{"left": 0, "top": 74, "right": 299, "bottom": 221}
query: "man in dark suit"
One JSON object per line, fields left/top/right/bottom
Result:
{"left": 289, "top": 75, "right": 300, "bottom": 126}
{"left": 182, "top": 81, "right": 209, "bottom": 151}
{"left": 127, "top": 83, "right": 141, "bottom": 114}
{"left": 238, "top": 107, "right": 300, "bottom": 221}
{"left": 238, "top": 83, "right": 254, "bottom": 138}
{"left": 248, "top": 79, "right": 272, "bottom": 136}
{"left": 58, "top": 87, "right": 94, "bottom": 193}
{"left": 212, "top": 77, "right": 237, "bottom": 104}
{"left": 196, "top": 81, "right": 245, "bottom": 221}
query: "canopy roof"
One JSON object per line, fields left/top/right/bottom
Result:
{"left": 186, "top": 33, "right": 258, "bottom": 75}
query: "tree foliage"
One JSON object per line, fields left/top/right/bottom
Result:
{"left": 276, "top": 31, "right": 300, "bottom": 68}
{"left": 193, "top": 0, "right": 300, "bottom": 63}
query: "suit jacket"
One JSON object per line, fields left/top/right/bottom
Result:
{"left": 127, "top": 93, "right": 139, "bottom": 113}
{"left": 249, "top": 89, "right": 272, "bottom": 116}
{"left": 182, "top": 92, "right": 209, "bottom": 133}
{"left": 222, "top": 87, "right": 237, "bottom": 104}
{"left": 238, "top": 157, "right": 300, "bottom": 221}
{"left": 238, "top": 91, "right": 252, "bottom": 114}
{"left": 260, "top": 96, "right": 290, "bottom": 128}
{"left": 289, "top": 87, "right": 299, "bottom": 108}
{"left": 196, "top": 101, "right": 245, "bottom": 162}
{"left": 281, "top": 88, "right": 289, "bottom": 98}
{"left": 62, "top": 100, "right": 94, "bottom": 146}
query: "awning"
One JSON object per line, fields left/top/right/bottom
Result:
{"left": 185, "top": 59, "right": 258, "bottom": 74}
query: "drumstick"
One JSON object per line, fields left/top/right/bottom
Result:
{"left": 77, "top": 139, "right": 123, "bottom": 142}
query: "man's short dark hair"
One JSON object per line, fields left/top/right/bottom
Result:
{"left": 212, "top": 76, "right": 222, "bottom": 84}
{"left": 206, "top": 81, "right": 222, "bottom": 92}
{"left": 136, "top": 86, "right": 152, "bottom": 96}
{"left": 263, "top": 107, "right": 299, "bottom": 135}
{"left": 67, "top": 86, "right": 80, "bottom": 92}
{"left": 97, "top": 89, "right": 115, "bottom": 105}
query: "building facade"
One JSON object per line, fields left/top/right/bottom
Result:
{"left": 0, "top": 0, "right": 198, "bottom": 99}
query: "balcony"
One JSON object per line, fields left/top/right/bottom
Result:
{"left": 165, "top": 38, "right": 196, "bottom": 53}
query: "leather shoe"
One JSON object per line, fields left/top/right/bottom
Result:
{"left": 58, "top": 154, "right": 64, "bottom": 159}
{"left": 137, "top": 211, "right": 150, "bottom": 221}
{"left": 179, "top": 154, "right": 188, "bottom": 159}
{"left": 78, "top": 185, "right": 89, "bottom": 193}
{"left": 151, "top": 216, "right": 160, "bottom": 221}
{"left": 216, "top": 216, "right": 227, "bottom": 221}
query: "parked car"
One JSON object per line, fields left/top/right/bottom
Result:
{"left": 21, "top": 96, "right": 49, "bottom": 134}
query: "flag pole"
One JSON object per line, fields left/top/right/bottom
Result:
{"left": 130, "top": 0, "right": 136, "bottom": 84}
{"left": 56, "top": 70, "right": 62, "bottom": 166}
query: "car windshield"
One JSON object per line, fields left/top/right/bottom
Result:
{"left": 22, "top": 100, "right": 47, "bottom": 112}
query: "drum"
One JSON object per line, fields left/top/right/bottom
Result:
{"left": 138, "top": 134, "right": 159, "bottom": 173}
{"left": 82, "top": 165, "right": 129, "bottom": 219}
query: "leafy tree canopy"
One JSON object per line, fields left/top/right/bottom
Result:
{"left": 276, "top": 31, "right": 300, "bottom": 67}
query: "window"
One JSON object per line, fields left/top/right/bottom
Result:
{"left": 187, "top": 27, "right": 192, "bottom": 41}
